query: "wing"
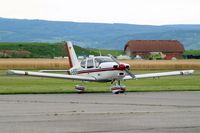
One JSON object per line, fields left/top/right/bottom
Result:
{"left": 8, "top": 70, "right": 96, "bottom": 81}
{"left": 123, "top": 70, "right": 194, "bottom": 80}
{"left": 39, "top": 70, "right": 70, "bottom": 74}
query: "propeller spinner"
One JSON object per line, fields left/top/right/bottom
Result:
{"left": 108, "top": 54, "right": 135, "bottom": 79}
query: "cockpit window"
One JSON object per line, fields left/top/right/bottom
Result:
{"left": 87, "top": 59, "right": 94, "bottom": 68}
{"left": 81, "top": 57, "right": 113, "bottom": 68}
{"left": 95, "top": 57, "right": 113, "bottom": 65}
{"left": 80, "top": 59, "right": 86, "bottom": 68}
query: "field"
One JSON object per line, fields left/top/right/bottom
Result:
{"left": 0, "top": 69, "right": 200, "bottom": 94}
{"left": 0, "top": 59, "right": 200, "bottom": 70}
{"left": 123, "top": 59, "right": 200, "bottom": 70}
{"left": 0, "top": 58, "right": 199, "bottom": 94}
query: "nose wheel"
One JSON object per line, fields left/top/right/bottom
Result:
{"left": 75, "top": 85, "right": 85, "bottom": 93}
{"left": 111, "top": 80, "right": 126, "bottom": 94}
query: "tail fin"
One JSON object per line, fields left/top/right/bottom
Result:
{"left": 64, "top": 41, "right": 79, "bottom": 68}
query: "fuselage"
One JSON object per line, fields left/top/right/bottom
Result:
{"left": 69, "top": 56, "right": 129, "bottom": 82}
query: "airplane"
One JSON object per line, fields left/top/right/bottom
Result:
{"left": 8, "top": 41, "right": 194, "bottom": 94}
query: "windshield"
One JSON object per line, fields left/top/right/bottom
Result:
{"left": 80, "top": 59, "right": 86, "bottom": 68}
{"left": 95, "top": 57, "right": 113, "bottom": 64}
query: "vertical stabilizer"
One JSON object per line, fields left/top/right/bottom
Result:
{"left": 65, "top": 41, "right": 79, "bottom": 68}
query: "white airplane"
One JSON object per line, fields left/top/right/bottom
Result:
{"left": 8, "top": 41, "right": 194, "bottom": 94}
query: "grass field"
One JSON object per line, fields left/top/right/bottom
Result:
{"left": 0, "top": 70, "right": 199, "bottom": 94}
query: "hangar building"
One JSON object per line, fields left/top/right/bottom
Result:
{"left": 124, "top": 40, "right": 185, "bottom": 59}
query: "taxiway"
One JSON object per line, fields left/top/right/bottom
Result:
{"left": 0, "top": 92, "right": 200, "bottom": 133}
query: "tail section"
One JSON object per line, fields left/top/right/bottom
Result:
{"left": 65, "top": 41, "right": 79, "bottom": 68}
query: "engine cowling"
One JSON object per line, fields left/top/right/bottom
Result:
{"left": 113, "top": 64, "right": 129, "bottom": 71}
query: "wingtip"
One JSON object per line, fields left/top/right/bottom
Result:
{"left": 7, "top": 70, "right": 15, "bottom": 75}
{"left": 181, "top": 70, "right": 195, "bottom": 75}
{"left": 189, "top": 70, "right": 195, "bottom": 74}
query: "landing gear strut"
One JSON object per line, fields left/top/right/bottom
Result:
{"left": 111, "top": 80, "right": 126, "bottom": 94}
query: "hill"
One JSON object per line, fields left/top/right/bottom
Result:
{"left": 0, "top": 17, "right": 200, "bottom": 49}
{"left": 0, "top": 42, "right": 123, "bottom": 58}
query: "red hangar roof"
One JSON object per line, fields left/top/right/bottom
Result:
{"left": 124, "top": 40, "right": 185, "bottom": 52}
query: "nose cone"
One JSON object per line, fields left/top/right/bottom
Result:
{"left": 118, "top": 64, "right": 126, "bottom": 70}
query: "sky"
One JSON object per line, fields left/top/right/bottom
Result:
{"left": 0, "top": 0, "right": 200, "bottom": 25}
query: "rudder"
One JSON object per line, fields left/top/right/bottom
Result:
{"left": 64, "top": 41, "right": 79, "bottom": 68}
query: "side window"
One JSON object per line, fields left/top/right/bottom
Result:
{"left": 87, "top": 59, "right": 94, "bottom": 68}
{"left": 80, "top": 59, "right": 86, "bottom": 68}
{"left": 95, "top": 60, "right": 100, "bottom": 68}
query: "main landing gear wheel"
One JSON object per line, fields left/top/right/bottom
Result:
{"left": 111, "top": 85, "right": 126, "bottom": 94}
{"left": 111, "top": 80, "right": 126, "bottom": 94}
{"left": 75, "top": 85, "right": 85, "bottom": 93}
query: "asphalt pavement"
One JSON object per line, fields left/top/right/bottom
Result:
{"left": 0, "top": 92, "right": 200, "bottom": 133}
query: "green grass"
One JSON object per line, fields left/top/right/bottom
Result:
{"left": 89, "top": 48, "right": 124, "bottom": 56}
{"left": 0, "top": 42, "right": 65, "bottom": 58}
{"left": 0, "top": 70, "right": 200, "bottom": 94}
{"left": 184, "top": 50, "right": 200, "bottom": 56}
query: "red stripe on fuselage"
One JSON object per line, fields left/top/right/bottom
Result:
{"left": 65, "top": 44, "right": 73, "bottom": 68}
{"left": 78, "top": 67, "right": 123, "bottom": 74}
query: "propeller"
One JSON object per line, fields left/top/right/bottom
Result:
{"left": 108, "top": 54, "right": 135, "bottom": 79}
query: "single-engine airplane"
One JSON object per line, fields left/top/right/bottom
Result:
{"left": 8, "top": 41, "right": 194, "bottom": 94}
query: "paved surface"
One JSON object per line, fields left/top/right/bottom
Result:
{"left": 0, "top": 92, "right": 200, "bottom": 133}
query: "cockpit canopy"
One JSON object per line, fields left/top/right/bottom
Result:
{"left": 80, "top": 57, "right": 113, "bottom": 68}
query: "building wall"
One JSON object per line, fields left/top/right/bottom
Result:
{"left": 127, "top": 50, "right": 183, "bottom": 59}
